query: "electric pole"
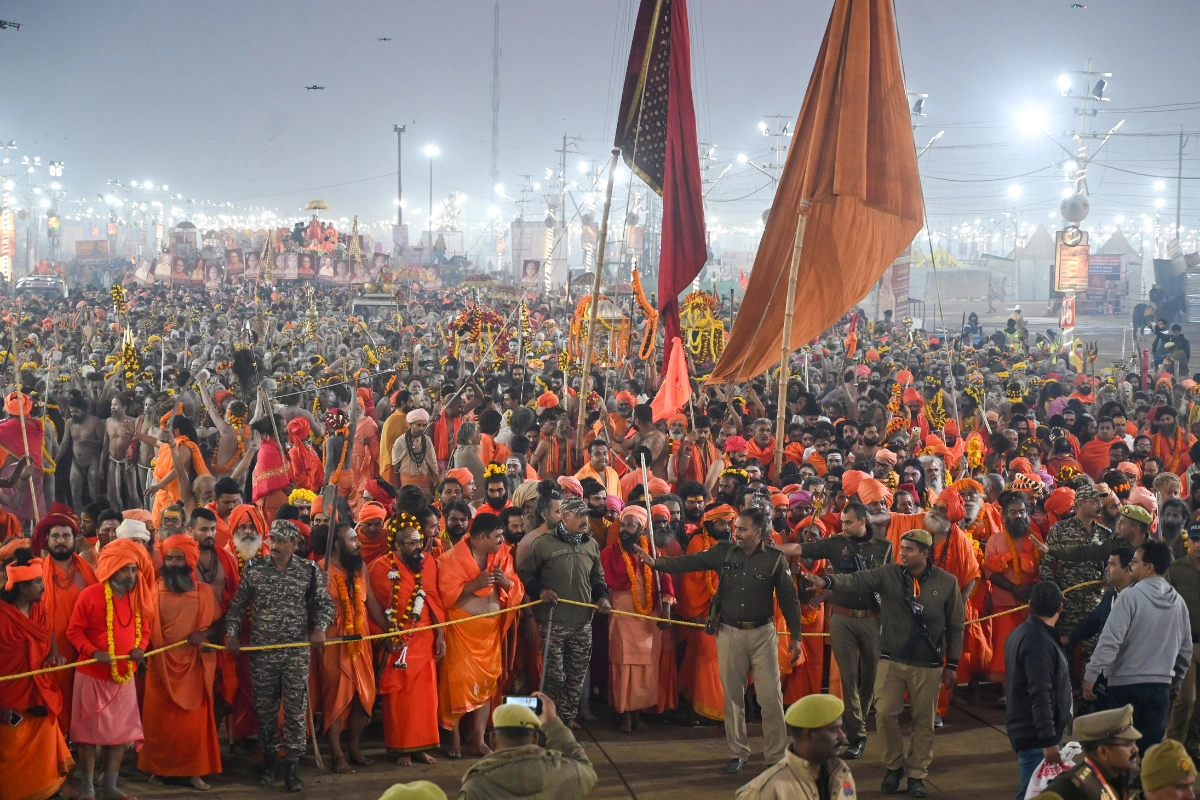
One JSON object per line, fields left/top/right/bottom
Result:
{"left": 1177, "top": 127, "right": 1187, "bottom": 244}
{"left": 393, "top": 124, "right": 406, "bottom": 227}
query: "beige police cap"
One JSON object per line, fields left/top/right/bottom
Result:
{"left": 491, "top": 703, "right": 542, "bottom": 731}
{"left": 1068, "top": 704, "right": 1141, "bottom": 742}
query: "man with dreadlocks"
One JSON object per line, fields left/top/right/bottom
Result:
{"left": 367, "top": 511, "right": 446, "bottom": 766}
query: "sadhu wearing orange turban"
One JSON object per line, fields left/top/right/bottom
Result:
{"left": 137, "top": 533, "right": 223, "bottom": 783}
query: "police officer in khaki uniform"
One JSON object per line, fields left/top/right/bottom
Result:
{"left": 780, "top": 500, "right": 893, "bottom": 760}
{"left": 802, "top": 529, "right": 963, "bottom": 798}
{"left": 1033, "top": 704, "right": 1141, "bottom": 800}
{"left": 639, "top": 505, "right": 803, "bottom": 775}
{"left": 736, "top": 694, "right": 858, "bottom": 799}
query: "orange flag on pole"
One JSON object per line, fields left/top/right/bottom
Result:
{"left": 708, "top": 0, "right": 923, "bottom": 384}
{"left": 651, "top": 337, "right": 692, "bottom": 422}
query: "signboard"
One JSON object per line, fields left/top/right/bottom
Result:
{"left": 75, "top": 239, "right": 111, "bottom": 265}
{"left": 1088, "top": 254, "right": 1125, "bottom": 276}
{"left": 1054, "top": 230, "right": 1090, "bottom": 292}
{"left": 1060, "top": 294, "right": 1076, "bottom": 330}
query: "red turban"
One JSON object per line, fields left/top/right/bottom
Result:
{"left": 161, "top": 533, "right": 200, "bottom": 572}
{"left": 857, "top": 478, "right": 893, "bottom": 507}
{"left": 211, "top": 389, "right": 234, "bottom": 409}
{"left": 944, "top": 419, "right": 959, "bottom": 437}
{"left": 557, "top": 476, "right": 583, "bottom": 497}
{"left": 447, "top": 468, "right": 474, "bottom": 488}
{"left": 703, "top": 504, "right": 737, "bottom": 523}
{"left": 32, "top": 502, "right": 79, "bottom": 554}
{"left": 537, "top": 392, "right": 559, "bottom": 409}
{"left": 228, "top": 504, "right": 267, "bottom": 539}
{"left": 724, "top": 436, "right": 748, "bottom": 453}
{"left": 287, "top": 416, "right": 312, "bottom": 443}
{"left": 95, "top": 538, "right": 155, "bottom": 621}
{"left": 902, "top": 388, "right": 922, "bottom": 406}
{"left": 935, "top": 487, "right": 966, "bottom": 524}
{"left": 358, "top": 501, "right": 388, "bottom": 523}
{"left": 896, "top": 370, "right": 913, "bottom": 385}
{"left": 897, "top": 482, "right": 919, "bottom": 499}
{"left": 1044, "top": 487, "right": 1076, "bottom": 527}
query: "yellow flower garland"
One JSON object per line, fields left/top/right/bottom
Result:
{"left": 104, "top": 581, "right": 142, "bottom": 684}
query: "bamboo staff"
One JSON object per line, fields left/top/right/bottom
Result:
{"left": 8, "top": 303, "right": 40, "bottom": 522}
{"left": 772, "top": 202, "right": 810, "bottom": 480}
{"left": 575, "top": 149, "right": 621, "bottom": 451}
{"left": 639, "top": 454, "right": 667, "bottom": 623}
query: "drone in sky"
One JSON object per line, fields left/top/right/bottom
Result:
{"left": 378, "top": 37, "right": 392, "bottom": 41}
{"left": 305, "top": 85, "right": 325, "bottom": 91}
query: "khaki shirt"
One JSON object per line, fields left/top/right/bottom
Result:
{"left": 736, "top": 749, "right": 856, "bottom": 800}
{"left": 800, "top": 534, "right": 893, "bottom": 611}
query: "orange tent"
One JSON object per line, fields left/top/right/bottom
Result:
{"left": 709, "top": 0, "right": 923, "bottom": 384}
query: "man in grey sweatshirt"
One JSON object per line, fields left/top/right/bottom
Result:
{"left": 1083, "top": 539, "right": 1193, "bottom": 749}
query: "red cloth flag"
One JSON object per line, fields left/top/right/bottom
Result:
{"left": 709, "top": 0, "right": 924, "bottom": 383}
{"left": 651, "top": 337, "right": 692, "bottom": 422}
{"left": 615, "top": 0, "right": 707, "bottom": 376}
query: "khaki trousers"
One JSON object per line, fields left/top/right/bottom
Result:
{"left": 874, "top": 659, "right": 941, "bottom": 779}
{"left": 716, "top": 622, "right": 787, "bottom": 763}
{"left": 829, "top": 612, "right": 881, "bottom": 739}
{"left": 1167, "top": 649, "right": 1200, "bottom": 744}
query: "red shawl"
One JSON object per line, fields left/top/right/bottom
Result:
{"left": 252, "top": 437, "right": 291, "bottom": 501}
{"left": 0, "top": 600, "right": 61, "bottom": 718}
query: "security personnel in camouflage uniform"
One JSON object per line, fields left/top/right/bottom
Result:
{"left": 226, "top": 519, "right": 335, "bottom": 792}
{"left": 1038, "top": 485, "right": 1107, "bottom": 655}
{"left": 1034, "top": 704, "right": 1141, "bottom": 800}
{"left": 803, "top": 529, "right": 964, "bottom": 798}
{"left": 780, "top": 500, "right": 892, "bottom": 760}
{"left": 639, "top": 505, "right": 803, "bottom": 776}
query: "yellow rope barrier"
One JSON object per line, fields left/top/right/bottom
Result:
{"left": 0, "top": 580, "right": 1105, "bottom": 681}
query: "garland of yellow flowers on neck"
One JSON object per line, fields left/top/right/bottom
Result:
{"left": 620, "top": 535, "right": 655, "bottom": 615}
{"left": 104, "top": 581, "right": 143, "bottom": 684}
{"left": 333, "top": 570, "right": 367, "bottom": 659}
{"left": 213, "top": 410, "right": 248, "bottom": 473}
{"left": 699, "top": 528, "right": 718, "bottom": 598}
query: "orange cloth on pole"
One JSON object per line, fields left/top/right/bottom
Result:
{"left": 675, "top": 532, "right": 724, "bottom": 720}
{"left": 436, "top": 537, "right": 524, "bottom": 728}
{"left": 40, "top": 553, "right": 96, "bottom": 738}
{"left": 650, "top": 337, "right": 693, "bottom": 422}
{"left": 136, "top": 580, "right": 221, "bottom": 778}
{"left": 369, "top": 554, "right": 445, "bottom": 753}
{"left": 708, "top": 0, "right": 923, "bottom": 383}
{"left": 316, "top": 564, "right": 376, "bottom": 733}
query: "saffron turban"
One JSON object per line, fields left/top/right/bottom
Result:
{"left": 358, "top": 501, "right": 388, "bottom": 523}
{"left": 723, "top": 436, "right": 749, "bottom": 453}
{"left": 702, "top": 504, "right": 737, "bottom": 523}
{"left": 557, "top": 476, "right": 583, "bottom": 498}
{"left": 651, "top": 504, "right": 671, "bottom": 520}
{"left": 161, "top": 533, "right": 200, "bottom": 572}
{"left": 620, "top": 505, "right": 649, "bottom": 528}
{"left": 935, "top": 487, "right": 966, "bottom": 524}
{"left": 605, "top": 496, "right": 625, "bottom": 513}
{"left": 857, "top": 478, "right": 893, "bottom": 506}
{"left": 874, "top": 448, "right": 898, "bottom": 466}
{"left": 95, "top": 538, "right": 154, "bottom": 618}
{"left": 446, "top": 468, "right": 474, "bottom": 487}
{"left": 4, "top": 557, "right": 41, "bottom": 590}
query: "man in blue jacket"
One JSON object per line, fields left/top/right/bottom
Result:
{"left": 1007, "top": 582, "right": 1074, "bottom": 800}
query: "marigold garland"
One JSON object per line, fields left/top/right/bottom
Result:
{"left": 333, "top": 571, "right": 368, "bottom": 659}
{"left": 620, "top": 535, "right": 655, "bottom": 615}
{"left": 104, "top": 581, "right": 142, "bottom": 684}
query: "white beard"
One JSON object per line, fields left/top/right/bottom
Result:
{"left": 963, "top": 501, "right": 983, "bottom": 525}
{"left": 234, "top": 534, "right": 263, "bottom": 561}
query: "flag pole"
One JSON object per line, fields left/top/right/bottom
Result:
{"left": 576, "top": 148, "right": 621, "bottom": 451}
{"left": 773, "top": 202, "right": 810, "bottom": 480}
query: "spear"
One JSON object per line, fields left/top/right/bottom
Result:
{"left": 639, "top": 454, "right": 666, "bottom": 623}
{"left": 8, "top": 302, "right": 39, "bottom": 522}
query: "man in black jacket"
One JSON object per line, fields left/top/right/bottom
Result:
{"left": 1007, "top": 582, "right": 1073, "bottom": 800}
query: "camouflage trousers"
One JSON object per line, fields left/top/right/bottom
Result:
{"left": 540, "top": 621, "right": 592, "bottom": 725}
{"left": 249, "top": 650, "right": 310, "bottom": 758}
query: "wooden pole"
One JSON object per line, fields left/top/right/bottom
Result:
{"left": 576, "top": 149, "right": 621, "bottom": 451}
{"left": 772, "top": 203, "right": 809, "bottom": 480}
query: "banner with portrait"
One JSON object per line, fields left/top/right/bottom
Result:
{"left": 225, "top": 248, "right": 245, "bottom": 278}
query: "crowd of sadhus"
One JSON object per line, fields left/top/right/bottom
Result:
{"left": 2, "top": 284, "right": 1199, "bottom": 799}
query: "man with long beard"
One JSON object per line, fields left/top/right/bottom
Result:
{"left": 138, "top": 534, "right": 222, "bottom": 789}
{"left": 678, "top": 480, "right": 708, "bottom": 543}
{"left": 1151, "top": 406, "right": 1196, "bottom": 476}
{"left": 983, "top": 492, "right": 1042, "bottom": 691}
{"left": 313, "top": 522, "right": 378, "bottom": 775}
{"left": 499, "top": 507, "right": 525, "bottom": 548}
{"left": 438, "top": 512, "right": 524, "bottom": 757}
{"left": 367, "top": 513, "right": 446, "bottom": 766}
{"left": 66, "top": 538, "right": 153, "bottom": 800}
{"left": 480, "top": 466, "right": 512, "bottom": 514}
{"left": 601, "top": 505, "right": 674, "bottom": 732}
{"left": 31, "top": 503, "right": 95, "bottom": 739}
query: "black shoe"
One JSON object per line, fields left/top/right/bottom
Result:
{"left": 725, "top": 757, "right": 747, "bottom": 775}
{"left": 256, "top": 754, "right": 278, "bottom": 787}
{"left": 881, "top": 768, "right": 904, "bottom": 794}
{"left": 843, "top": 737, "right": 867, "bottom": 760}
{"left": 908, "top": 777, "right": 928, "bottom": 798}
{"left": 284, "top": 758, "right": 303, "bottom": 793}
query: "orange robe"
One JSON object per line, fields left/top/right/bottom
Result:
{"left": 480, "top": 433, "right": 510, "bottom": 467}
{"left": 436, "top": 537, "right": 524, "bottom": 728}
{"left": 369, "top": 553, "right": 445, "bottom": 753}
{"left": 40, "top": 554, "right": 96, "bottom": 738}
{"left": 1079, "top": 437, "right": 1116, "bottom": 480}
{"left": 207, "top": 504, "right": 232, "bottom": 552}
{"left": 931, "top": 528, "right": 991, "bottom": 715}
{"left": 885, "top": 511, "right": 928, "bottom": 559}
{"left": 0, "top": 600, "right": 73, "bottom": 800}
{"left": 316, "top": 564, "right": 376, "bottom": 732}
{"left": 575, "top": 463, "right": 623, "bottom": 500}
{"left": 983, "top": 530, "right": 1042, "bottom": 681}
{"left": 747, "top": 437, "right": 776, "bottom": 477}
{"left": 349, "top": 416, "right": 380, "bottom": 519}
{"left": 152, "top": 438, "right": 210, "bottom": 526}
{"left": 137, "top": 581, "right": 221, "bottom": 778}
{"left": 676, "top": 532, "right": 724, "bottom": 720}
{"left": 601, "top": 541, "right": 674, "bottom": 714}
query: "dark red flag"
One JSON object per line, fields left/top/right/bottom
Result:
{"left": 615, "top": 0, "right": 707, "bottom": 375}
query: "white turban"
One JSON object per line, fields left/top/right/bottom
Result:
{"left": 406, "top": 408, "right": 430, "bottom": 424}
{"left": 115, "top": 519, "right": 151, "bottom": 543}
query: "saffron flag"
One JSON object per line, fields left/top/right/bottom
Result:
{"left": 615, "top": 0, "right": 707, "bottom": 376}
{"left": 709, "top": 0, "right": 923, "bottom": 383}
{"left": 651, "top": 337, "right": 692, "bottom": 422}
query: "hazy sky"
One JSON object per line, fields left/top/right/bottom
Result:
{"left": 1, "top": 0, "right": 1195, "bottom": 243}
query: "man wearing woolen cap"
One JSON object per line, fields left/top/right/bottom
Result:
{"left": 736, "top": 694, "right": 857, "bottom": 799}
{"left": 801, "top": 528, "right": 964, "bottom": 798}
{"left": 1140, "top": 739, "right": 1197, "bottom": 800}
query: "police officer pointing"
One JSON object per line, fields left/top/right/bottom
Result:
{"left": 779, "top": 500, "right": 892, "bottom": 761}
{"left": 638, "top": 505, "right": 803, "bottom": 775}
{"left": 225, "top": 519, "right": 335, "bottom": 792}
